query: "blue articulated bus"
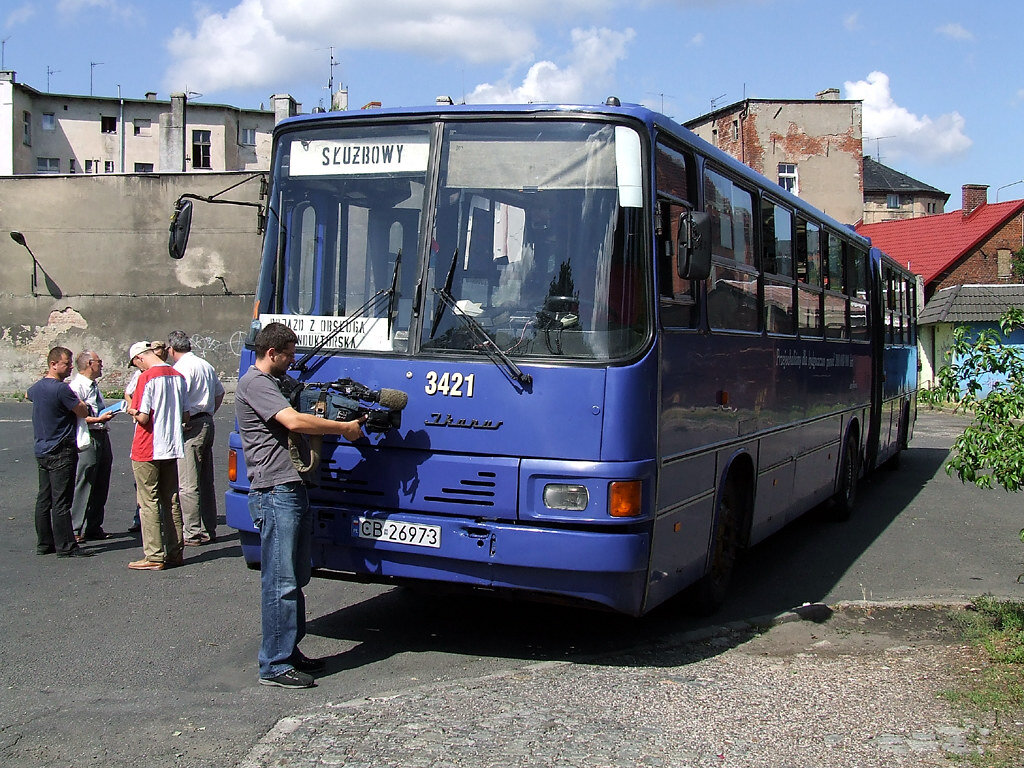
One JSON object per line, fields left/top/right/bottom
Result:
{"left": 187, "top": 99, "right": 916, "bottom": 616}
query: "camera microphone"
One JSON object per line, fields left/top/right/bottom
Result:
{"left": 376, "top": 387, "right": 408, "bottom": 411}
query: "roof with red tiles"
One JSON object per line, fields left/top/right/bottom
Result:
{"left": 855, "top": 200, "right": 1024, "bottom": 286}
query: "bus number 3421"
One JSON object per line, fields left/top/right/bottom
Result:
{"left": 424, "top": 371, "right": 475, "bottom": 397}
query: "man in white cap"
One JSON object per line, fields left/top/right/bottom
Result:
{"left": 125, "top": 341, "right": 187, "bottom": 571}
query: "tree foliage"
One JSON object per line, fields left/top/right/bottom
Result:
{"left": 929, "top": 308, "right": 1024, "bottom": 492}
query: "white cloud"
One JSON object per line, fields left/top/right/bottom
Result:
{"left": 467, "top": 27, "right": 635, "bottom": 104}
{"left": 689, "top": 32, "right": 705, "bottom": 46}
{"left": 4, "top": 3, "right": 34, "bottom": 29}
{"left": 936, "top": 22, "right": 974, "bottom": 41}
{"left": 843, "top": 12, "right": 861, "bottom": 32}
{"left": 844, "top": 71, "right": 971, "bottom": 164}
{"left": 163, "top": 0, "right": 611, "bottom": 96}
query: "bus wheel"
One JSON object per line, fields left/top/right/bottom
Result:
{"left": 830, "top": 433, "right": 859, "bottom": 522}
{"left": 691, "top": 476, "right": 746, "bottom": 615}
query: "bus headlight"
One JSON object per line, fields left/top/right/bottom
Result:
{"left": 543, "top": 483, "right": 589, "bottom": 511}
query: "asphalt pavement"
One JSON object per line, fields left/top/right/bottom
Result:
{"left": 0, "top": 404, "right": 1020, "bottom": 767}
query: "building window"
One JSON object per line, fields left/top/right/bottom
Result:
{"left": 23, "top": 111, "right": 31, "bottom": 145}
{"left": 134, "top": 162, "right": 154, "bottom": 173}
{"left": 36, "top": 157, "right": 60, "bottom": 174}
{"left": 42, "top": 113, "right": 56, "bottom": 131}
{"left": 239, "top": 127, "right": 257, "bottom": 145}
{"left": 778, "top": 163, "right": 798, "bottom": 194}
{"left": 133, "top": 118, "right": 151, "bottom": 137}
{"left": 731, "top": 119, "right": 739, "bottom": 141}
{"left": 101, "top": 116, "right": 117, "bottom": 134}
{"left": 711, "top": 127, "right": 718, "bottom": 146}
{"left": 886, "top": 193, "right": 900, "bottom": 209}
{"left": 192, "top": 129, "right": 212, "bottom": 169}
{"left": 104, "top": 160, "right": 114, "bottom": 173}
{"left": 998, "top": 249, "right": 1013, "bottom": 278}
{"left": 926, "top": 202, "right": 937, "bottom": 214}
{"left": 69, "top": 159, "right": 76, "bottom": 173}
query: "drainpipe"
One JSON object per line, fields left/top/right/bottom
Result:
{"left": 118, "top": 84, "right": 125, "bottom": 172}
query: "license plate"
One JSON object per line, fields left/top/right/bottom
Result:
{"left": 354, "top": 517, "right": 441, "bottom": 548}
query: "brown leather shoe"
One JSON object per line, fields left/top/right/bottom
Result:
{"left": 165, "top": 554, "right": 184, "bottom": 568}
{"left": 128, "top": 558, "right": 164, "bottom": 571}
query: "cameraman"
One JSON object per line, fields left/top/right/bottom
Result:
{"left": 235, "top": 322, "right": 365, "bottom": 689}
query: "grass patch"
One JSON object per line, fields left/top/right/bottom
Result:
{"left": 946, "top": 596, "right": 1024, "bottom": 766}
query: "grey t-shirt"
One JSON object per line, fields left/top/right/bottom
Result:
{"left": 235, "top": 365, "right": 301, "bottom": 489}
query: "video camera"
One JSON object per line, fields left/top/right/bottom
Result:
{"left": 278, "top": 376, "right": 408, "bottom": 434}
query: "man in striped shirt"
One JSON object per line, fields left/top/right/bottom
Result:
{"left": 125, "top": 341, "right": 187, "bottom": 571}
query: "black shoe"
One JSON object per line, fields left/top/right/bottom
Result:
{"left": 289, "top": 650, "right": 326, "bottom": 672}
{"left": 84, "top": 530, "right": 111, "bottom": 540}
{"left": 259, "top": 669, "right": 315, "bottom": 688}
{"left": 36, "top": 547, "right": 56, "bottom": 556}
{"left": 127, "top": 523, "right": 141, "bottom": 533}
{"left": 57, "top": 547, "right": 95, "bottom": 558}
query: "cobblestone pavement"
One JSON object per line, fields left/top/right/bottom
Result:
{"left": 237, "top": 603, "right": 989, "bottom": 768}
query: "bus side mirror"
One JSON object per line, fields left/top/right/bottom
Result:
{"left": 677, "top": 210, "right": 711, "bottom": 280}
{"left": 168, "top": 198, "right": 194, "bottom": 260}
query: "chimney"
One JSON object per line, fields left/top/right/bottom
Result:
{"left": 815, "top": 88, "right": 840, "bottom": 101}
{"left": 145, "top": 91, "right": 157, "bottom": 100}
{"left": 962, "top": 184, "right": 988, "bottom": 216}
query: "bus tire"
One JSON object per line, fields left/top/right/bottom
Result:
{"left": 830, "top": 433, "right": 859, "bottom": 522}
{"left": 885, "top": 402, "right": 911, "bottom": 470}
{"left": 691, "top": 474, "right": 748, "bottom": 615}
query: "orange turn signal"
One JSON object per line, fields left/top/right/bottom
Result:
{"left": 609, "top": 480, "right": 642, "bottom": 517}
{"left": 228, "top": 449, "right": 237, "bottom": 483}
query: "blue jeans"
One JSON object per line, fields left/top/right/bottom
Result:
{"left": 248, "top": 482, "right": 311, "bottom": 678}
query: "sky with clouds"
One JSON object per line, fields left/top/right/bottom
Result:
{"left": 2, "top": 0, "right": 1021, "bottom": 206}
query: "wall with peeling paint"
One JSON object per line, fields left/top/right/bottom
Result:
{"left": 0, "top": 172, "right": 264, "bottom": 392}
{"left": 686, "top": 97, "right": 864, "bottom": 226}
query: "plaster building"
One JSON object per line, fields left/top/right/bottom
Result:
{"left": 0, "top": 70, "right": 301, "bottom": 176}
{"left": 862, "top": 155, "right": 948, "bottom": 224}
{"left": 684, "top": 88, "right": 864, "bottom": 226}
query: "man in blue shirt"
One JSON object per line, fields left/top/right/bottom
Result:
{"left": 27, "top": 346, "right": 92, "bottom": 557}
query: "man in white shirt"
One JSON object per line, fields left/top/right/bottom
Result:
{"left": 167, "top": 330, "right": 225, "bottom": 545}
{"left": 68, "top": 350, "right": 116, "bottom": 541}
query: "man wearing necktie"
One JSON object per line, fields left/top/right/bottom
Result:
{"left": 69, "top": 350, "right": 116, "bottom": 541}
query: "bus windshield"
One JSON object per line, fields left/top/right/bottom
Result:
{"left": 258, "top": 118, "right": 649, "bottom": 361}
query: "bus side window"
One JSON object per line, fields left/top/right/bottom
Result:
{"left": 848, "top": 246, "right": 869, "bottom": 341}
{"left": 795, "top": 216, "right": 823, "bottom": 337}
{"left": 761, "top": 199, "right": 796, "bottom": 335}
{"left": 824, "top": 233, "right": 849, "bottom": 340}
{"left": 705, "top": 167, "right": 758, "bottom": 333}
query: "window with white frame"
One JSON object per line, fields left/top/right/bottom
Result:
{"left": 239, "top": 127, "right": 257, "bottom": 145}
{"left": 886, "top": 193, "right": 900, "bottom": 209}
{"left": 104, "top": 160, "right": 114, "bottom": 173}
{"left": 192, "top": 129, "right": 212, "bottom": 169}
{"left": 134, "top": 162, "right": 154, "bottom": 173}
{"left": 778, "top": 163, "right": 798, "bottom": 194}
{"left": 42, "top": 113, "right": 56, "bottom": 131}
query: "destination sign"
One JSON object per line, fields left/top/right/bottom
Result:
{"left": 289, "top": 137, "right": 429, "bottom": 176}
{"left": 259, "top": 314, "right": 392, "bottom": 351}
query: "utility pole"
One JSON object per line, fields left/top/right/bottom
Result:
{"left": 1, "top": 37, "right": 10, "bottom": 70}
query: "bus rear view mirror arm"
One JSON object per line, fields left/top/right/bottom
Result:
{"left": 677, "top": 210, "right": 711, "bottom": 281}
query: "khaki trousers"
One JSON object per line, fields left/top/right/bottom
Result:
{"left": 132, "top": 459, "right": 184, "bottom": 563}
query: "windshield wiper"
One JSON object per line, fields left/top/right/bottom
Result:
{"left": 429, "top": 248, "right": 459, "bottom": 339}
{"left": 386, "top": 248, "right": 402, "bottom": 339}
{"left": 432, "top": 286, "right": 533, "bottom": 389}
